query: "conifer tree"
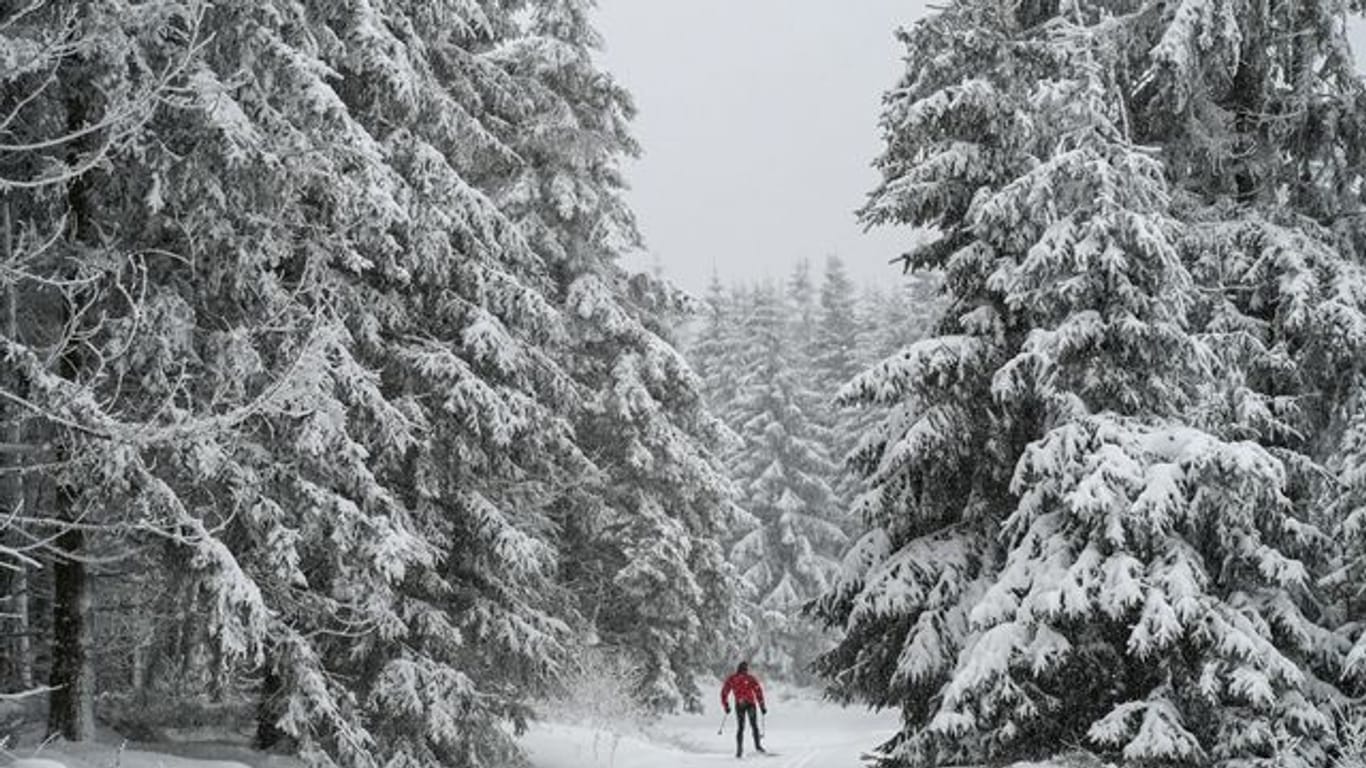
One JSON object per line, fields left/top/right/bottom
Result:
{"left": 854, "top": 277, "right": 942, "bottom": 369}
{"left": 179, "top": 6, "right": 593, "bottom": 765}
{"left": 813, "top": 258, "right": 861, "bottom": 394}
{"left": 811, "top": 257, "right": 863, "bottom": 511}
{"left": 814, "top": 2, "right": 1366, "bottom": 766}
{"left": 488, "top": 0, "right": 740, "bottom": 712}
{"left": 731, "top": 283, "right": 845, "bottom": 679}
{"left": 787, "top": 258, "right": 818, "bottom": 354}
{"left": 1, "top": 2, "right": 605, "bottom": 765}
{"left": 691, "top": 272, "right": 747, "bottom": 425}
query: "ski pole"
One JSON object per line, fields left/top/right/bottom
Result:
{"left": 717, "top": 710, "right": 729, "bottom": 735}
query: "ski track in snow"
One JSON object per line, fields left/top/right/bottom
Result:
{"left": 522, "top": 688, "right": 898, "bottom": 768}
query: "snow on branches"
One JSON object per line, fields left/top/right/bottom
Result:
{"left": 815, "top": 0, "right": 1366, "bottom": 767}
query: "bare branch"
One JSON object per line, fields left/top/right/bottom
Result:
{"left": 0, "top": 684, "right": 58, "bottom": 701}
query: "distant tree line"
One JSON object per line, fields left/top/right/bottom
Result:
{"left": 687, "top": 258, "right": 941, "bottom": 682}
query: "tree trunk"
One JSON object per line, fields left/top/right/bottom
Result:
{"left": 46, "top": 521, "right": 94, "bottom": 740}
{"left": 131, "top": 641, "right": 147, "bottom": 694}
{"left": 209, "top": 634, "right": 227, "bottom": 703}
{"left": 3, "top": 205, "right": 33, "bottom": 691}
{"left": 254, "top": 663, "right": 289, "bottom": 751}
{"left": 14, "top": 568, "right": 32, "bottom": 690}
{"left": 44, "top": 35, "right": 99, "bottom": 741}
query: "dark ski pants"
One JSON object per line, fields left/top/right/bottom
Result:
{"left": 735, "top": 702, "right": 762, "bottom": 755}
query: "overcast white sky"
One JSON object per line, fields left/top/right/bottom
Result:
{"left": 596, "top": 1, "right": 932, "bottom": 293}
{"left": 596, "top": 4, "right": 1366, "bottom": 295}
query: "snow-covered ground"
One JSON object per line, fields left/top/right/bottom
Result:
{"left": 522, "top": 686, "right": 900, "bottom": 768}
{"left": 0, "top": 705, "right": 302, "bottom": 768}
{"left": 4, "top": 741, "right": 302, "bottom": 768}
{"left": 1, "top": 689, "right": 895, "bottom": 768}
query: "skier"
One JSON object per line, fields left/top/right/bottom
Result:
{"left": 720, "top": 661, "right": 766, "bottom": 758}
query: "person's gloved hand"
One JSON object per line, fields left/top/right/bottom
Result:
{"left": 724, "top": 706, "right": 731, "bottom": 715}
{"left": 760, "top": 705, "right": 767, "bottom": 715}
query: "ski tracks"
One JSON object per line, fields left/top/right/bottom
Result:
{"left": 773, "top": 742, "right": 875, "bottom": 768}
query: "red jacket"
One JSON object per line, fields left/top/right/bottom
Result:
{"left": 721, "top": 672, "right": 765, "bottom": 709}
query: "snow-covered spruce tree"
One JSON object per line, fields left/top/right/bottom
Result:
{"left": 0, "top": 0, "right": 231, "bottom": 737}
{"left": 253, "top": 4, "right": 608, "bottom": 765}
{"left": 691, "top": 271, "right": 749, "bottom": 426}
{"left": 813, "top": 258, "right": 861, "bottom": 401}
{"left": 1331, "top": 401, "right": 1366, "bottom": 694}
{"left": 8, "top": 0, "right": 381, "bottom": 755}
{"left": 486, "top": 0, "right": 740, "bottom": 712}
{"left": 854, "top": 277, "right": 944, "bottom": 371}
{"left": 813, "top": 2, "right": 1363, "bottom": 766}
{"left": 4, "top": 1, "right": 598, "bottom": 765}
{"left": 811, "top": 256, "right": 864, "bottom": 512}
{"left": 1133, "top": 0, "right": 1366, "bottom": 752}
{"left": 838, "top": 278, "right": 943, "bottom": 545}
{"left": 853, "top": 286, "right": 892, "bottom": 371}
{"left": 787, "top": 258, "right": 818, "bottom": 355}
{"left": 730, "top": 282, "right": 846, "bottom": 680}
{"left": 156, "top": 3, "right": 588, "bottom": 762}
{"left": 1155, "top": 0, "right": 1366, "bottom": 722}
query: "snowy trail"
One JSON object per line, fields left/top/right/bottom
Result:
{"left": 522, "top": 688, "right": 898, "bottom": 768}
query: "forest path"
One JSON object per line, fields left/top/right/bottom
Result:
{"left": 522, "top": 686, "right": 898, "bottom": 768}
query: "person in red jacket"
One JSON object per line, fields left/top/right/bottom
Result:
{"left": 720, "top": 661, "right": 766, "bottom": 757}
